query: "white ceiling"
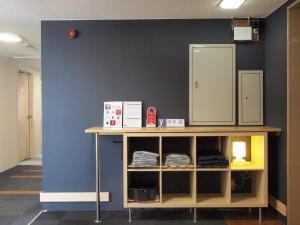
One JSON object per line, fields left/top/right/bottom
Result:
{"left": 0, "top": 0, "right": 287, "bottom": 68}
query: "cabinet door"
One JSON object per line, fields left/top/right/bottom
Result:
{"left": 189, "top": 44, "right": 236, "bottom": 125}
{"left": 239, "top": 70, "right": 263, "bottom": 125}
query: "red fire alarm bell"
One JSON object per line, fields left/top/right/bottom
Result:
{"left": 67, "top": 29, "right": 77, "bottom": 39}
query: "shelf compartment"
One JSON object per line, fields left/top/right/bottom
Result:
{"left": 230, "top": 135, "right": 266, "bottom": 171}
{"left": 197, "top": 171, "right": 230, "bottom": 205}
{"left": 127, "top": 137, "right": 160, "bottom": 168}
{"left": 163, "top": 193, "right": 194, "bottom": 204}
{"left": 162, "top": 136, "right": 195, "bottom": 167}
{"left": 127, "top": 172, "right": 160, "bottom": 203}
{"left": 196, "top": 136, "right": 230, "bottom": 169}
{"left": 197, "top": 168, "right": 229, "bottom": 172}
{"left": 127, "top": 168, "right": 160, "bottom": 172}
{"left": 162, "top": 171, "right": 195, "bottom": 204}
{"left": 162, "top": 164, "right": 194, "bottom": 171}
{"left": 231, "top": 171, "right": 266, "bottom": 206}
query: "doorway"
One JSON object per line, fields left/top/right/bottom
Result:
{"left": 18, "top": 70, "right": 31, "bottom": 161}
{"left": 287, "top": 1, "right": 300, "bottom": 224}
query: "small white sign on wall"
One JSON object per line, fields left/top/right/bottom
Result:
{"left": 123, "top": 101, "right": 142, "bottom": 128}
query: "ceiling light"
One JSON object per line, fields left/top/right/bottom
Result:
{"left": 219, "top": 0, "right": 246, "bottom": 9}
{"left": 0, "top": 33, "right": 22, "bottom": 43}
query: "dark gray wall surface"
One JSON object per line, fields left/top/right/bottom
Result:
{"left": 265, "top": 0, "right": 295, "bottom": 205}
{"left": 42, "top": 19, "right": 266, "bottom": 210}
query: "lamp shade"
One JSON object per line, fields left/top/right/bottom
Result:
{"left": 232, "top": 141, "right": 246, "bottom": 161}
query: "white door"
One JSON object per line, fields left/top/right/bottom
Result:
{"left": 18, "top": 72, "right": 31, "bottom": 161}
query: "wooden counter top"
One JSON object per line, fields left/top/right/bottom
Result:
{"left": 85, "top": 126, "right": 281, "bottom": 135}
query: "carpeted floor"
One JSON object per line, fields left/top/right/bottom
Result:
{"left": 32, "top": 209, "right": 227, "bottom": 225}
{"left": 0, "top": 165, "right": 285, "bottom": 225}
{"left": 0, "top": 166, "right": 41, "bottom": 191}
{"left": 0, "top": 165, "right": 42, "bottom": 225}
{"left": 29, "top": 208, "right": 286, "bottom": 225}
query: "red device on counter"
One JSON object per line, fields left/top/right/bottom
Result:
{"left": 146, "top": 106, "right": 157, "bottom": 127}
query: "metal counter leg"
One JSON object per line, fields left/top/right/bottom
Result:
{"left": 258, "top": 207, "right": 262, "bottom": 223}
{"left": 193, "top": 208, "right": 197, "bottom": 223}
{"left": 129, "top": 208, "right": 132, "bottom": 223}
{"left": 95, "top": 133, "right": 102, "bottom": 223}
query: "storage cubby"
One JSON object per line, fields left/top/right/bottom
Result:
{"left": 162, "top": 171, "right": 195, "bottom": 204}
{"left": 123, "top": 131, "right": 269, "bottom": 209}
{"left": 162, "top": 137, "right": 194, "bottom": 169}
{"left": 231, "top": 171, "right": 266, "bottom": 206}
{"left": 197, "top": 171, "right": 230, "bottom": 205}
{"left": 230, "top": 135, "right": 265, "bottom": 171}
{"left": 127, "top": 137, "right": 160, "bottom": 169}
{"left": 196, "top": 136, "right": 230, "bottom": 170}
{"left": 127, "top": 172, "right": 160, "bottom": 203}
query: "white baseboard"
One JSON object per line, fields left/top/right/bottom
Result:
{"left": 40, "top": 192, "right": 110, "bottom": 202}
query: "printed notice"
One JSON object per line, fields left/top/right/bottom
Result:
{"left": 123, "top": 102, "right": 142, "bottom": 128}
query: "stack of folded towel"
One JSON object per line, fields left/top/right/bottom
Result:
{"left": 131, "top": 151, "right": 159, "bottom": 167}
{"left": 198, "top": 149, "right": 229, "bottom": 168}
{"left": 164, "top": 153, "right": 191, "bottom": 166}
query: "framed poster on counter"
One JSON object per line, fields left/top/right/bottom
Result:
{"left": 103, "top": 101, "right": 123, "bottom": 128}
{"left": 123, "top": 101, "right": 142, "bottom": 128}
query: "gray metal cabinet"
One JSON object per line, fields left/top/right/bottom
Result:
{"left": 189, "top": 44, "right": 236, "bottom": 125}
{"left": 238, "top": 70, "right": 264, "bottom": 125}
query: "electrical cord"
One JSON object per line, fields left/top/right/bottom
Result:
{"left": 235, "top": 171, "right": 252, "bottom": 189}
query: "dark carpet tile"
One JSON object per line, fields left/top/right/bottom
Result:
{"left": 0, "top": 165, "right": 42, "bottom": 191}
{"left": 0, "top": 165, "right": 42, "bottom": 225}
{"left": 0, "top": 178, "right": 41, "bottom": 191}
{"left": 32, "top": 210, "right": 227, "bottom": 225}
{"left": 0, "top": 199, "right": 37, "bottom": 216}
{"left": 62, "top": 211, "right": 96, "bottom": 221}
{"left": 37, "top": 211, "right": 66, "bottom": 221}
{"left": 0, "top": 165, "right": 41, "bottom": 176}
{"left": 34, "top": 222, "right": 61, "bottom": 225}
{"left": 0, "top": 215, "right": 17, "bottom": 224}
{"left": 11, "top": 212, "right": 42, "bottom": 225}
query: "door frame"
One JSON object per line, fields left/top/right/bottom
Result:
{"left": 287, "top": 1, "right": 300, "bottom": 224}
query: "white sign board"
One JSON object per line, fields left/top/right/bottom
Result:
{"left": 103, "top": 102, "right": 123, "bottom": 128}
{"left": 123, "top": 101, "right": 142, "bottom": 128}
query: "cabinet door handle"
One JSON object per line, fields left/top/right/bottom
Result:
{"left": 245, "top": 96, "right": 248, "bottom": 100}
{"left": 195, "top": 81, "right": 199, "bottom": 89}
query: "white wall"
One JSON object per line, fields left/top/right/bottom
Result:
{"left": 0, "top": 56, "right": 19, "bottom": 172}
{"left": 0, "top": 57, "right": 41, "bottom": 172}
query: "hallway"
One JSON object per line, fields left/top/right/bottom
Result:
{"left": 0, "top": 165, "right": 42, "bottom": 224}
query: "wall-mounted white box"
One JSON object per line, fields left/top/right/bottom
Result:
{"left": 234, "top": 27, "right": 252, "bottom": 41}
{"left": 239, "top": 70, "right": 264, "bottom": 125}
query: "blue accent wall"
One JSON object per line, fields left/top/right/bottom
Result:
{"left": 42, "top": 19, "right": 268, "bottom": 210}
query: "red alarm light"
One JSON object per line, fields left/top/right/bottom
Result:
{"left": 67, "top": 28, "right": 77, "bottom": 39}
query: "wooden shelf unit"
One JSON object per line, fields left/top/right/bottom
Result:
{"left": 123, "top": 131, "right": 268, "bottom": 208}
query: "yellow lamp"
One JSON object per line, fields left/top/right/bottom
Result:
{"left": 232, "top": 141, "right": 247, "bottom": 165}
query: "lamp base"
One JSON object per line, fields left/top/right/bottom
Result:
{"left": 232, "top": 159, "right": 249, "bottom": 166}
